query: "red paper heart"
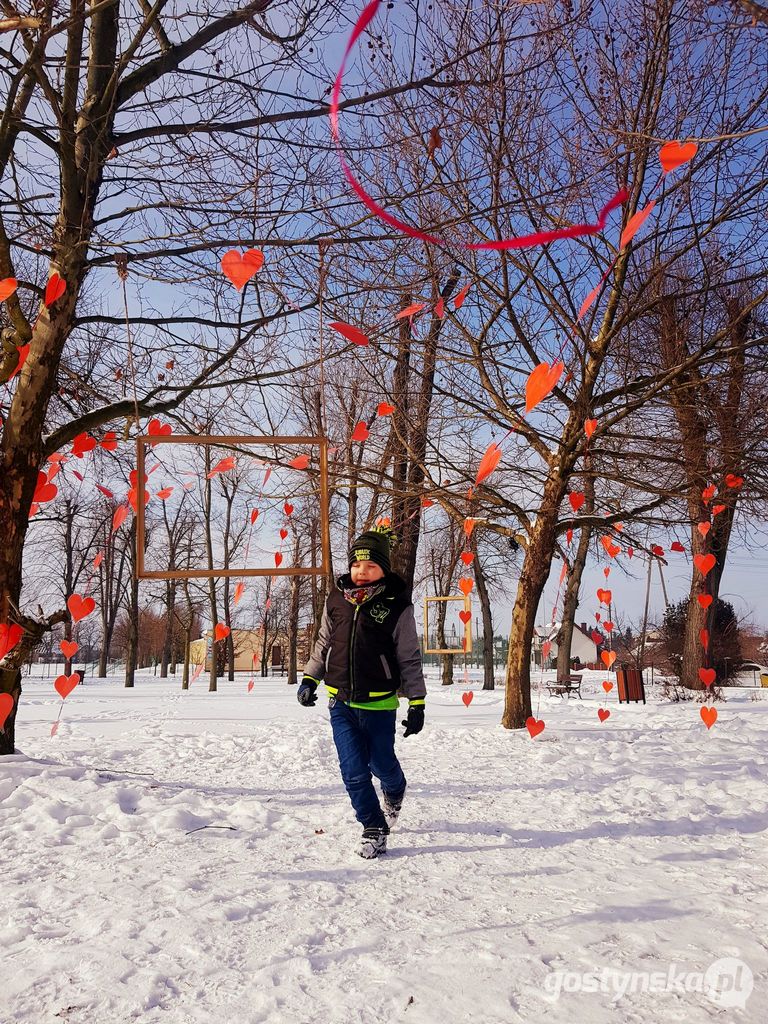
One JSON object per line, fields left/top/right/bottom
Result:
{"left": 526, "top": 716, "right": 545, "bottom": 738}
{"left": 568, "top": 492, "right": 585, "bottom": 513}
{"left": 458, "top": 577, "right": 473, "bottom": 597}
{"left": 7, "top": 342, "right": 29, "bottom": 381}
{"left": 598, "top": 708, "right": 610, "bottom": 723}
{"left": 454, "top": 282, "right": 472, "bottom": 309}
{"left": 603, "top": 621, "right": 614, "bottom": 633}
{"left": 329, "top": 321, "right": 369, "bottom": 347}
{"left": 33, "top": 471, "right": 58, "bottom": 504}
{"left": 463, "top": 518, "right": 478, "bottom": 538}
{"left": 725, "top": 474, "right": 743, "bottom": 489}
{"left": 67, "top": 594, "right": 95, "bottom": 623}
{"left": 699, "top": 628, "right": 709, "bottom": 651}
{"left": 250, "top": 509, "right": 260, "bottom": 525}
{"left": 525, "top": 360, "right": 564, "bottom": 413}
{"left": 274, "top": 552, "right": 283, "bottom": 568}
{"left": 700, "top": 706, "right": 717, "bottom": 729}
{"left": 112, "top": 506, "right": 129, "bottom": 532}
{"left": 601, "top": 650, "right": 616, "bottom": 668}
{"left": 280, "top": 528, "right": 288, "bottom": 540}
{"left": 702, "top": 483, "right": 717, "bottom": 503}
{"left": 461, "top": 691, "right": 474, "bottom": 707}
{"left": 602, "top": 681, "right": 613, "bottom": 692}
{"left": 395, "top": 301, "right": 427, "bottom": 320}
{"left": 566, "top": 528, "right": 573, "bottom": 545}
{"left": 95, "top": 484, "right": 114, "bottom": 498}
{"left": 351, "top": 421, "right": 369, "bottom": 442}
{"left": 697, "top": 522, "right": 711, "bottom": 538}
{"left": 712, "top": 504, "right": 726, "bottom": 516}
{"left": 214, "top": 623, "right": 230, "bottom": 642}
{"left": 627, "top": 546, "right": 634, "bottom": 559}
{"left": 147, "top": 419, "right": 172, "bottom": 445}
{"left": 289, "top": 454, "right": 309, "bottom": 470}
{"left": 221, "top": 248, "right": 264, "bottom": 290}
{"left": 697, "top": 594, "right": 713, "bottom": 609}
{"left": 670, "top": 541, "right": 685, "bottom": 553}
{"left": 694, "top": 553, "right": 716, "bottom": 577}
{"left": 659, "top": 140, "right": 698, "bottom": 173}
{"left": 156, "top": 487, "right": 174, "bottom": 500}
{"left": 233, "top": 582, "right": 245, "bottom": 605}
{"left": 0, "top": 277, "right": 18, "bottom": 303}
{"left": 596, "top": 588, "right": 612, "bottom": 606}
{"left": 54, "top": 673, "right": 80, "bottom": 699}
{"left": 475, "top": 442, "right": 503, "bottom": 485}
{"left": 0, "top": 623, "right": 23, "bottom": 661}
{"left": 0, "top": 693, "right": 14, "bottom": 730}
{"left": 460, "top": 552, "right": 474, "bottom": 566}
{"left": 651, "top": 544, "right": 664, "bottom": 557}
{"left": 60, "top": 640, "right": 79, "bottom": 659}
{"left": 377, "top": 402, "right": 395, "bottom": 417}
{"left": 459, "top": 610, "right": 471, "bottom": 624}
{"left": 71, "top": 432, "right": 97, "bottom": 458}
{"left": 100, "top": 431, "right": 118, "bottom": 451}
{"left": 207, "top": 456, "right": 236, "bottom": 478}
{"left": 601, "top": 536, "right": 621, "bottom": 558}
{"left": 283, "top": 503, "right": 294, "bottom": 516}
{"left": 698, "top": 667, "right": 716, "bottom": 687}
{"left": 591, "top": 630, "right": 602, "bottom": 644}
{"left": 584, "top": 418, "right": 597, "bottom": 439}
{"left": 603, "top": 567, "right": 611, "bottom": 579}
{"left": 44, "top": 273, "right": 66, "bottom": 307}
{"left": 247, "top": 679, "right": 254, "bottom": 693}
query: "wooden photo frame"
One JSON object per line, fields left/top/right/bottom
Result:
{"left": 423, "top": 595, "right": 472, "bottom": 655}
{"left": 135, "top": 434, "right": 331, "bottom": 580}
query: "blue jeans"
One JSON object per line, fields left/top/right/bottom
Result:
{"left": 329, "top": 700, "right": 407, "bottom": 830}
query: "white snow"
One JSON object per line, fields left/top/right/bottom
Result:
{"left": 1, "top": 669, "right": 767, "bottom": 1023}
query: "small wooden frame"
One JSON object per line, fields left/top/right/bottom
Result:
{"left": 423, "top": 594, "right": 472, "bottom": 655}
{"left": 135, "top": 434, "right": 331, "bottom": 580}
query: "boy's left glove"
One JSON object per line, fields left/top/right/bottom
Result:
{"left": 402, "top": 704, "right": 424, "bottom": 737}
{"left": 297, "top": 677, "right": 319, "bottom": 706}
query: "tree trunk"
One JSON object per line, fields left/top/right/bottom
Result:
{"left": 0, "top": 667, "right": 22, "bottom": 755}
{"left": 286, "top": 537, "right": 302, "bottom": 684}
{"left": 470, "top": 536, "right": 495, "bottom": 690}
{"left": 182, "top": 623, "right": 192, "bottom": 690}
{"left": 203, "top": 454, "right": 218, "bottom": 692}
{"left": 391, "top": 272, "right": 460, "bottom": 587}
{"left": 555, "top": 475, "right": 595, "bottom": 678}
{"left": 160, "top": 580, "right": 174, "bottom": 678}
{"left": 503, "top": 478, "right": 566, "bottom": 728}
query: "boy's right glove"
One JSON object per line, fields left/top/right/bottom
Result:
{"left": 297, "top": 677, "right": 319, "bottom": 706}
{"left": 402, "top": 704, "right": 425, "bottom": 737}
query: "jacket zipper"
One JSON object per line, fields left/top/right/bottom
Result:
{"left": 349, "top": 604, "right": 361, "bottom": 701}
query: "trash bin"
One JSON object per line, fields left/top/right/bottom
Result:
{"left": 761, "top": 673, "right": 768, "bottom": 688}
{"left": 616, "top": 664, "right": 646, "bottom": 704}
{"left": 74, "top": 668, "right": 85, "bottom": 686}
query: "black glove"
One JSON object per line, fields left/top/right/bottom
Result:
{"left": 402, "top": 704, "right": 425, "bottom": 737}
{"left": 297, "top": 677, "right": 318, "bottom": 707}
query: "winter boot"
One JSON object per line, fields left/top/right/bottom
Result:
{"left": 382, "top": 784, "right": 407, "bottom": 830}
{"left": 357, "top": 825, "right": 389, "bottom": 859}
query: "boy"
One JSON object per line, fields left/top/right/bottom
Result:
{"left": 297, "top": 527, "right": 426, "bottom": 859}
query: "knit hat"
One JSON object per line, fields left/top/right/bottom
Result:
{"left": 348, "top": 528, "right": 393, "bottom": 573}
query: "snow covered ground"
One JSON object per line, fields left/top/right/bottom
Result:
{"left": 2, "top": 668, "right": 767, "bottom": 1023}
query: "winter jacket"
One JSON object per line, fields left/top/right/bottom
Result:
{"left": 303, "top": 571, "right": 426, "bottom": 707}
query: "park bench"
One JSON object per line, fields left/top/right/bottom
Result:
{"left": 545, "top": 673, "right": 583, "bottom": 699}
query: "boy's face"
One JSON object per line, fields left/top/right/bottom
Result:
{"left": 350, "top": 560, "right": 385, "bottom": 584}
